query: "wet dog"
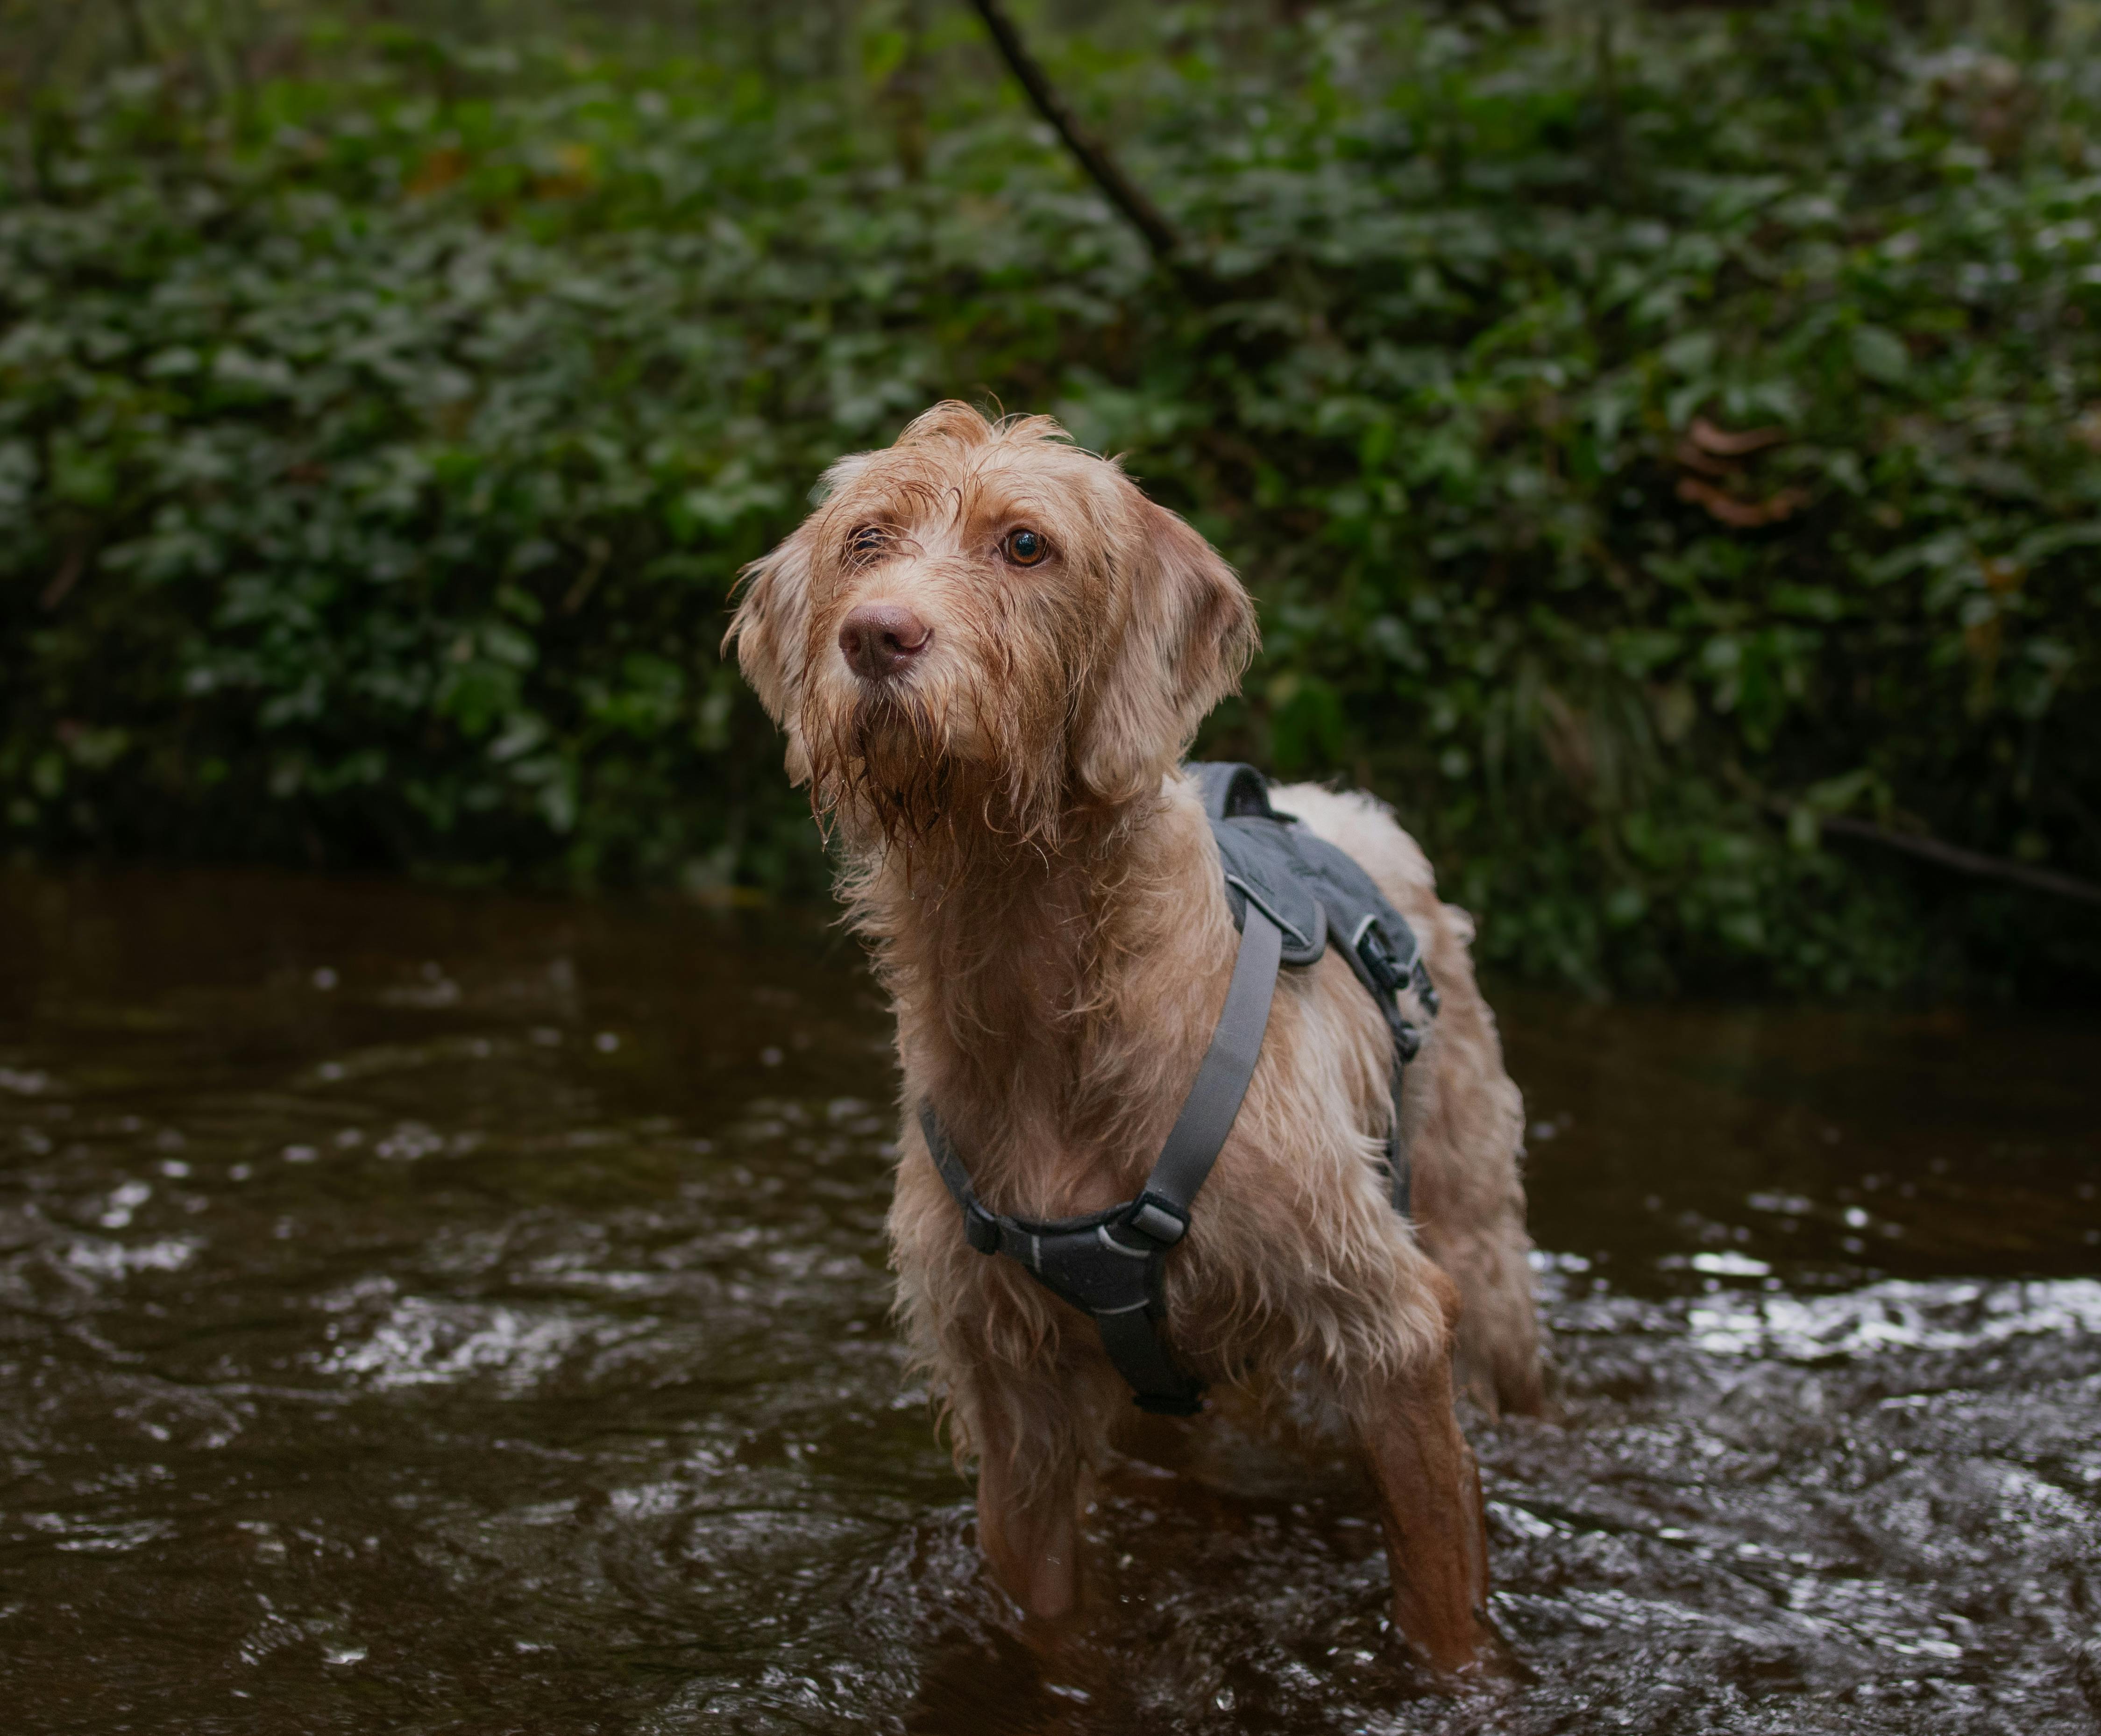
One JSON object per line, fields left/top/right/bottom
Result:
{"left": 726, "top": 402, "right": 1543, "bottom": 1676}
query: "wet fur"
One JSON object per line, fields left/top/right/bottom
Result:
{"left": 726, "top": 402, "right": 1543, "bottom": 1672}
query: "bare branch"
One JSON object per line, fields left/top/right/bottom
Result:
{"left": 1802, "top": 809, "right": 2101, "bottom": 908}
{"left": 964, "top": 0, "right": 1186, "bottom": 268}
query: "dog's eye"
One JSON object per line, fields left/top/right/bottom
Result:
{"left": 846, "top": 525, "right": 888, "bottom": 563}
{"left": 1004, "top": 528, "right": 1048, "bottom": 567}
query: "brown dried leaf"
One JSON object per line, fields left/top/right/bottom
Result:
{"left": 1688, "top": 417, "right": 1788, "bottom": 458}
{"left": 1673, "top": 438, "right": 1732, "bottom": 479}
{"left": 406, "top": 148, "right": 468, "bottom": 197}
{"left": 1675, "top": 477, "right": 1809, "bottom": 528}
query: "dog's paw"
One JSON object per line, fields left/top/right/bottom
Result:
{"left": 1401, "top": 1610, "right": 1532, "bottom": 1693}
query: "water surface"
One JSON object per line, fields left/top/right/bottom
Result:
{"left": 1, "top": 868, "right": 2096, "bottom": 1734}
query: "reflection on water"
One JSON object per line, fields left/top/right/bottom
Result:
{"left": 0, "top": 868, "right": 2096, "bottom": 1735}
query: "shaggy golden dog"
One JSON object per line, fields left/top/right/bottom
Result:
{"left": 727, "top": 401, "right": 1543, "bottom": 1676}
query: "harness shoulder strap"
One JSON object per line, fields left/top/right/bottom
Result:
{"left": 1133, "top": 896, "right": 1282, "bottom": 1229}
{"left": 1383, "top": 1065, "right": 1412, "bottom": 1217}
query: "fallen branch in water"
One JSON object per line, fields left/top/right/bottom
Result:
{"left": 964, "top": 0, "right": 1203, "bottom": 287}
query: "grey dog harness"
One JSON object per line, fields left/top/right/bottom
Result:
{"left": 917, "top": 763, "right": 1439, "bottom": 1416}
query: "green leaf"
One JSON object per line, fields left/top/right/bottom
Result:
{"left": 1848, "top": 324, "right": 1909, "bottom": 386}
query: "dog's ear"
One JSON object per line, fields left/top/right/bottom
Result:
{"left": 1074, "top": 500, "right": 1258, "bottom": 805}
{"left": 724, "top": 519, "right": 820, "bottom": 786}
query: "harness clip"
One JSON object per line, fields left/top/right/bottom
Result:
{"left": 1354, "top": 918, "right": 1441, "bottom": 1028}
{"left": 1352, "top": 918, "right": 1411, "bottom": 996}
{"left": 1411, "top": 958, "right": 1441, "bottom": 1018}
{"left": 962, "top": 1201, "right": 1001, "bottom": 1255}
{"left": 1126, "top": 1193, "right": 1189, "bottom": 1247}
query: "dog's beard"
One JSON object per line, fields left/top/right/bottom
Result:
{"left": 806, "top": 680, "right": 1066, "bottom": 866}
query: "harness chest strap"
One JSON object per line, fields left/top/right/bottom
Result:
{"left": 916, "top": 900, "right": 1285, "bottom": 1417}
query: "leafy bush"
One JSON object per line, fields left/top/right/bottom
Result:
{"left": 3, "top": 2, "right": 2098, "bottom": 994}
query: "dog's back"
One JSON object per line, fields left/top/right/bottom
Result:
{"left": 1269, "top": 783, "right": 1545, "bottom": 1419}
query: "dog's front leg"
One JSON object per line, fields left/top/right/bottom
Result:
{"left": 970, "top": 1384, "right": 1086, "bottom": 1620}
{"left": 1353, "top": 1349, "right": 1504, "bottom": 1679}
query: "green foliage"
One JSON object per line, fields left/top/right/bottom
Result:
{"left": 3, "top": 2, "right": 2099, "bottom": 994}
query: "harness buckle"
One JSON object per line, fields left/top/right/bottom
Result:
{"left": 962, "top": 1201, "right": 1001, "bottom": 1255}
{"left": 1354, "top": 918, "right": 1441, "bottom": 1027}
{"left": 1352, "top": 917, "right": 1410, "bottom": 996}
{"left": 1125, "top": 1193, "right": 1189, "bottom": 1247}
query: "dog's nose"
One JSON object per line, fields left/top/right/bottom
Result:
{"left": 838, "top": 603, "right": 930, "bottom": 681}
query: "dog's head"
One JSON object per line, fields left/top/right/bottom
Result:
{"left": 725, "top": 402, "right": 1256, "bottom": 849}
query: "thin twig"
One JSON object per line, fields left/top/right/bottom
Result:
{"left": 39, "top": 541, "right": 86, "bottom": 612}
{"left": 1594, "top": 0, "right": 1623, "bottom": 187}
{"left": 1802, "top": 808, "right": 2101, "bottom": 908}
{"left": 116, "top": 0, "right": 152, "bottom": 63}
{"left": 964, "top": 0, "right": 1191, "bottom": 271}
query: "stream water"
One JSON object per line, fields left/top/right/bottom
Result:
{"left": 1, "top": 867, "right": 2097, "bottom": 1735}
